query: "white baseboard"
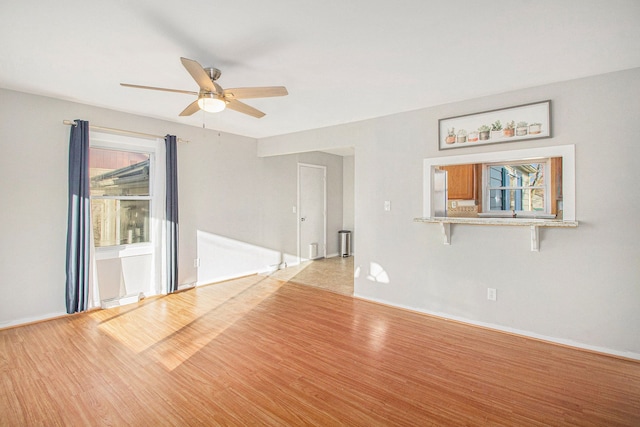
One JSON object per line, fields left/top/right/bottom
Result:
{"left": 327, "top": 253, "right": 354, "bottom": 258}
{"left": 196, "top": 262, "right": 301, "bottom": 287}
{"left": 197, "top": 269, "right": 261, "bottom": 286}
{"left": 178, "top": 282, "right": 196, "bottom": 291}
{"left": 354, "top": 294, "right": 640, "bottom": 361}
{"left": 0, "top": 311, "right": 68, "bottom": 330}
{"left": 101, "top": 292, "right": 144, "bottom": 309}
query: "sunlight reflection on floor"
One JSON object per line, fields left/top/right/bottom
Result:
{"left": 90, "top": 275, "right": 285, "bottom": 370}
{"left": 88, "top": 257, "right": 353, "bottom": 371}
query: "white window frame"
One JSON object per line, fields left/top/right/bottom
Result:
{"left": 90, "top": 132, "right": 164, "bottom": 260}
{"left": 482, "top": 159, "right": 551, "bottom": 215}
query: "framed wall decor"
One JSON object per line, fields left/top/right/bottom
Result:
{"left": 438, "top": 100, "right": 551, "bottom": 150}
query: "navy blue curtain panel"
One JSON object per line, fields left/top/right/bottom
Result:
{"left": 165, "top": 135, "right": 179, "bottom": 293}
{"left": 65, "top": 120, "right": 91, "bottom": 314}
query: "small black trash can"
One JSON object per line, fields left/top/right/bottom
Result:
{"left": 339, "top": 230, "right": 351, "bottom": 257}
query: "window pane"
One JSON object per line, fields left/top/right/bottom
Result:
{"left": 90, "top": 148, "right": 150, "bottom": 196}
{"left": 91, "top": 199, "right": 150, "bottom": 247}
{"left": 489, "top": 189, "right": 506, "bottom": 210}
{"left": 489, "top": 188, "right": 545, "bottom": 212}
{"left": 489, "top": 163, "right": 544, "bottom": 189}
{"left": 522, "top": 164, "right": 544, "bottom": 187}
{"left": 528, "top": 188, "right": 545, "bottom": 211}
{"left": 487, "top": 162, "right": 546, "bottom": 213}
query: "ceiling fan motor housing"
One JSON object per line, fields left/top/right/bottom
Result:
{"left": 205, "top": 67, "right": 221, "bottom": 81}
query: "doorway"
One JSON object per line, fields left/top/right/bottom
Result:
{"left": 298, "top": 163, "right": 327, "bottom": 262}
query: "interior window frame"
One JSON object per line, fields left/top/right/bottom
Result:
{"left": 423, "top": 144, "right": 576, "bottom": 222}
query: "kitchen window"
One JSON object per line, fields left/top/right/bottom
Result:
{"left": 484, "top": 160, "right": 549, "bottom": 215}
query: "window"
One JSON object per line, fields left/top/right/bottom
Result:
{"left": 485, "top": 160, "right": 548, "bottom": 214}
{"left": 89, "top": 147, "right": 153, "bottom": 247}
{"left": 423, "top": 145, "right": 575, "bottom": 221}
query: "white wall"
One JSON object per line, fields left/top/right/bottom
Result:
{"left": 342, "top": 155, "right": 355, "bottom": 254}
{"left": 258, "top": 68, "right": 640, "bottom": 359}
{"left": 184, "top": 142, "right": 344, "bottom": 285}
{"left": 0, "top": 89, "right": 343, "bottom": 326}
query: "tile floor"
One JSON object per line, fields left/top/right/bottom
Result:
{"left": 266, "top": 256, "right": 354, "bottom": 295}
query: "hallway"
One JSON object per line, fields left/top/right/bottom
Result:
{"left": 267, "top": 256, "right": 354, "bottom": 295}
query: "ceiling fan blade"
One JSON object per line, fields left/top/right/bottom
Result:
{"left": 223, "top": 86, "right": 288, "bottom": 100}
{"left": 180, "top": 57, "right": 215, "bottom": 92}
{"left": 120, "top": 83, "right": 198, "bottom": 95}
{"left": 226, "top": 99, "right": 265, "bottom": 118}
{"left": 179, "top": 100, "right": 201, "bottom": 116}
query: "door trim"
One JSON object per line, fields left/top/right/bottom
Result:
{"left": 297, "top": 163, "right": 327, "bottom": 263}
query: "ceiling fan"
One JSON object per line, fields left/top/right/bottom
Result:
{"left": 121, "top": 57, "right": 288, "bottom": 118}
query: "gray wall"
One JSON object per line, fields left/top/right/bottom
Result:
{"left": 258, "top": 68, "right": 640, "bottom": 358}
{"left": 0, "top": 88, "right": 343, "bottom": 326}
{"left": 3, "top": 68, "right": 639, "bottom": 358}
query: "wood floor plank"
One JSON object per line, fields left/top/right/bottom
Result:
{"left": 1, "top": 274, "right": 639, "bottom": 426}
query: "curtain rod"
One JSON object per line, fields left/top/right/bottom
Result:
{"left": 62, "top": 120, "right": 189, "bottom": 144}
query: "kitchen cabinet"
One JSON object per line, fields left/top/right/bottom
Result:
{"left": 440, "top": 164, "right": 475, "bottom": 200}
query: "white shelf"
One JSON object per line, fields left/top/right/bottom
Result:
{"left": 414, "top": 217, "right": 578, "bottom": 251}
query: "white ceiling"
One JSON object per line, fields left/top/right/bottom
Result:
{"left": 1, "top": 1, "right": 639, "bottom": 139}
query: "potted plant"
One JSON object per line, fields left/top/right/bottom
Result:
{"left": 478, "top": 124, "right": 491, "bottom": 140}
{"left": 503, "top": 120, "right": 515, "bottom": 137}
{"left": 529, "top": 122, "right": 542, "bottom": 134}
{"left": 468, "top": 129, "right": 479, "bottom": 142}
{"left": 516, "top": 121, "right": 528, "bottom": 136}
{"left": 490, "top": 120, "right": 502, "bottom": 139}
{"left": 445, "top": 128, "right": 456, "bottom": 144}
{"left": 456, "top": 129, "right": 467, "bottom": 143}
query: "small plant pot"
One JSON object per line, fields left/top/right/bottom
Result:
{"left": 503, "top": 128, "right": 515, "bottom": 137}
{"left": 467, "top": 131, "right": 479, "bottom": 142}
{"left": 529, "top": 124, "right": 542, "bottom": 134}
{"left": 445, "top": 136, "right": 456, "bottom": 144}
{"left": 479, "top": 131, "right": 490, "bottom": 140}
{"left": 490, "top": 130, "right": 502, "bottom": 140}
{"left": 456, "top": 135, "right": 467, "bottom": 143}
{"left": 516, "top": 127, "right": 528, "bottom": 136}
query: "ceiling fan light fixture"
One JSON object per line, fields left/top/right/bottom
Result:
{"left": 122, "top": 58, "right": 287, "bottom": 118}
{"left": 197, "top": 93, "right": 226, "bottom": 113}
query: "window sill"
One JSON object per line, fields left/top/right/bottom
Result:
{"left": 413, "top": 217, "right": 578, "bottom": 251}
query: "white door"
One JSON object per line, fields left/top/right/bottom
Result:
{"left": 298, "top": 164, "right": 326, "bottom": 261}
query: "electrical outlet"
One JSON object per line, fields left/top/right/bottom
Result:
{"left": 384, "top": 201, "right": 391, "bottom": 211}
{"left": 194, "top": 258, "right": 200, "bottom": 268}
{"left": 487, "top": 288, "right": 497, "bottom": 301}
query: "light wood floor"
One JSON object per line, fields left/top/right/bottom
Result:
{"left": 2, "top": 273, "right": 640, "bottom": 425}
